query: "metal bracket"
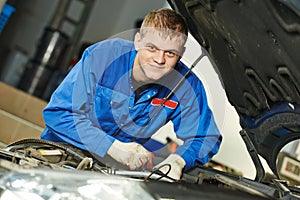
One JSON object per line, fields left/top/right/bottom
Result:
{"left": 240, "top": 129, "right": 265, "bottom": 182}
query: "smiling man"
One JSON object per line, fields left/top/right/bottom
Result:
{"left": 41, "top": 8, "right": 222, "bottom": 180}
{"left": 133, "top": 28, "right": 186, "bottom": 82}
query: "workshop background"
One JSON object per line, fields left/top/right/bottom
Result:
{"left": 0, "top": 0, "right": 268, "bottom": 179}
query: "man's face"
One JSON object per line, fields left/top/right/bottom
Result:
{"left": 133, "top": 30, "right": 186, "bottom": 83}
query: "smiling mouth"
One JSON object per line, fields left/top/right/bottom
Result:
{"left": 148, "top": 64, "right": 165, "bottom": 69}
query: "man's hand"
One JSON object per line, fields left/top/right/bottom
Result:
{"left": 107, "top": 140, "right": 152, "bottom": 170}
{"left": 154, "top": 154, "right": 186, "bottom": 180}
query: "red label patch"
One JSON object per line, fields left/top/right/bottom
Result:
{"left": 151, "top": 98, "right": 178, "bottom": 109}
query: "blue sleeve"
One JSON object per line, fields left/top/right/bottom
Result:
{"left": 43, "top": 42, "right": 118, "bottom": 157}
{"left": 172, "top": 78, "right": 222, "bottom": 170}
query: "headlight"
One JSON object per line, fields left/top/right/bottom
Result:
{"left": 0, "top": 169, "right": 155, "bottom": 200}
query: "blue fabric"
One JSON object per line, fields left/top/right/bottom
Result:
{"left": 41, "top": 38, "right": 222, "bottom": 170}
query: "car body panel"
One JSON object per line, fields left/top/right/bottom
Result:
{"left": 167, "top": 0, "right": 300, "bottom": 176}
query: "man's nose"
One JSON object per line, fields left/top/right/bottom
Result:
{"left": 154, "top": 50, "right": 166, "bottom": 64}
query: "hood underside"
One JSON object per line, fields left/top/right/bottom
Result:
{"left": 168, "top": 0, "right": 300, "bottom": 175}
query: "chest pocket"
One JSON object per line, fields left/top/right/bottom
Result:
{"left": 95, "top": 85, "right": 175, "bottom": 137}
{"left": 95, "top": 86, "right": 130, "bottom": 126}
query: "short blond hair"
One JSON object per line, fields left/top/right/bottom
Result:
{"left": 140, "top": 8, "right": 188, "bottom": 41}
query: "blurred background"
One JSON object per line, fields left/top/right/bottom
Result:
{"left": 0, "top": 0, "right": 168, "bottom": 100}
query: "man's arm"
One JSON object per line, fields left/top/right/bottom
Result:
{"left": 43, "top": 47, "right": 116, "bottom": 156}
{"left": 154, "top": 74, "right": 222, "bottom": 180}
{"left": 173, "top": 79, "right": 222, "bottom": 170}
{"left": 43, "top": 40, "right": 153, "bottom": 169}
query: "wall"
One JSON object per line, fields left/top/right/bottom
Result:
{"left": 81, "top": 0, "right": 165, "bottom": 42}
{"left": 0, "top": 0, "right": 59, "bottom": 64}
{"left": 0, "top": 0, "right": 165, "bottom": 74}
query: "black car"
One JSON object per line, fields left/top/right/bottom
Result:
{"left": 0, "top": 0, "right": 299, "bottom": 199}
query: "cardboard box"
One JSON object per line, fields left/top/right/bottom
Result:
{"left": 0, "top": 109, "right": 43, "bottom": 144}
{"left": 0, "top": 82, "right": 47, "bottom": 144}
{"left": 0, "top": 82, "right": 47, "bottom": 127}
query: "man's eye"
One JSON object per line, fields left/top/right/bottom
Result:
{"left": 146, "top": 45, "right": 156, "bottom": 51}
{"left": 166, "top": 51, "right": 176, "bottom": 57}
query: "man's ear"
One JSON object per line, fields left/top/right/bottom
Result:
{"left": 134, "top": 32, "right": 142, "bottom": 50}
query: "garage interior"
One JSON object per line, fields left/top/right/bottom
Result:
{"left": 0, "top": 0, "right": 299, "bottom": 186}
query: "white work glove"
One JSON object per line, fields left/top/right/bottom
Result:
{"left": 107, "top": 140, "right": 152, "bottom": 170}
{"left": 154, "top": 154, "right": 186, "bottom": 180}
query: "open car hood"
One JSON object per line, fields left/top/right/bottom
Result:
{"left": 167, "top": 0, "right": 300, "bottom": 179}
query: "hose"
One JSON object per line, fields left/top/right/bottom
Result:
{"left": 4, "top": 138, "right": 108, "bottom": 173}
